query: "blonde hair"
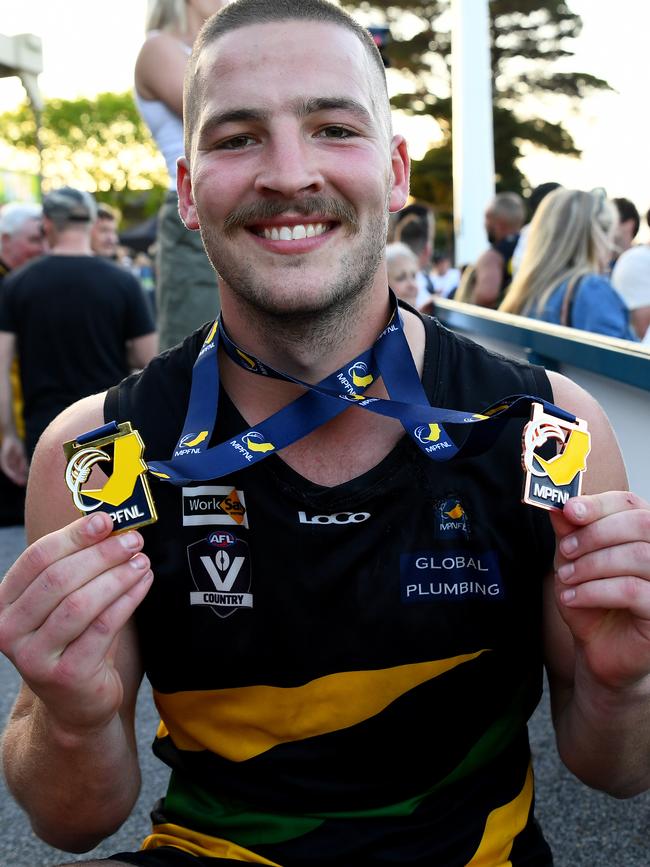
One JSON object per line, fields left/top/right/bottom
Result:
{"left": 501, "top": 188, "right": 618, "bottom": 316}
{"left": 146, "top": 0, "right": 187, "bottom": 32}
{"left": 386, "top": 242, "right": 418, "bottom": 268}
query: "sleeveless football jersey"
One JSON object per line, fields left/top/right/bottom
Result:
{"left": 105, "top": 313, "right": 556, "bottom": 866}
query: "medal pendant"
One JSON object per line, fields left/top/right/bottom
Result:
{"left": 522, "top": 402, "right": 591, "bottom": 512}
{"left": 63, "top": 421, "right": 158, "bottom": 532}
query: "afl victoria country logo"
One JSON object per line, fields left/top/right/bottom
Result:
{"left": 187, "top": 532, "right": 253, "bottom": 618}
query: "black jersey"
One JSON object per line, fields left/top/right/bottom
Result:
{"left": 106, "top": 314, "right": 555, "bottom": 866}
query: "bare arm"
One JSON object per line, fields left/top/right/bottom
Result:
{"left": 543, "top": 370, "right": 650, "bottom": 797}
{"left": 0, "top": 330, "right": 28, "bottom": 485}
{"left": 472, "top": 249, "right": 504, "bottom": 308}
{"left": 0, "top": 394, "right": 153, "bottom": 851}
{"left": 128, "top": 332, "right": 158, "bottom": 371}
{"left": 134, "top": 31, "right": 189, "bottom": 116}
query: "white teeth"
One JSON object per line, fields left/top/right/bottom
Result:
{"left": 262, "top": 223, "right": 328, "bottom": 241}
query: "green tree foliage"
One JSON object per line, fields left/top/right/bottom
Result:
{"left": 0, "top": 91, "right": 167, "bottom": 220}
{"left": 343, "top": 0, "right": 610, "bottom": 229}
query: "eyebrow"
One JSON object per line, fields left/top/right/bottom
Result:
{"left": 197, "top": 96, "right": 374, "bottom": 143}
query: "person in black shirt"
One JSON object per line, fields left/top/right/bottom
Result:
{"left": 0, "top": 187, "right": 157, "bottom": 474}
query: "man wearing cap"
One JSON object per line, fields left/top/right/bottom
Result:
{"left": 2, "top": 4, "right": 650, "bottom": 867}
{"left": 0, "top": 186, "right": 158, "bottom": 483}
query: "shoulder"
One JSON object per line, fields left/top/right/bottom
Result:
{"left": 476, "top": 247, "right": 503, "bottom": 266}
{"left": 427, "top": 316, "right": 551, "bottom": 405}
{"left": 612, "top": 246, "right": 650, "bottom": 290}
{"left": 547, "top": 371, "right": 627, "bottom": 493}
{"left": 26, "top": 394, "right": 107, "bottom": 543}
{"left": 107, "top": 326, "right": 208, "bottom": 450}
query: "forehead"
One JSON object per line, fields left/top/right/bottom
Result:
{"left": 14, "top": 218, "right": 41, "bottom": 238}
{"left": 390, "top": 254, "right": 416, "bottom": 269}
{"left": 195, "top": 20, "right": 379, "bottom": 121}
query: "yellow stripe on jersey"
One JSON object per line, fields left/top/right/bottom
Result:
{"left": 464, "top": 763, "right": 534, "bottom": 866}
{"left": 154, "top": 650, "right": 488, "bottom": 762}
{"left": 142, "top": 822, "right": 281, "bottom": 864}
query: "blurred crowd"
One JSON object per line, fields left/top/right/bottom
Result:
{"left": 388, "top": 185, "right": 650, "bottom": 345}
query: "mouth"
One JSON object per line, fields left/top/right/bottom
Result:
{"left": 248, "top": 220, "right": 337, "bottom": 242}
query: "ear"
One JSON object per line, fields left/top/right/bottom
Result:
{"left": 177, "top": 157, "right": 200, "bottom": 230}
{"left": 388, "top": 135, "right": 410, "bottom": 214}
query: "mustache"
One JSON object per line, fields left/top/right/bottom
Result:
{"left": 223, "top": 196, "right": 359, "bottom": 236}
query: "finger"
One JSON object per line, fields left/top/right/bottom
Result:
{"left": 6, "top": 530, "right": 145, "bottom": 637}
{"left": 562, "top": 491, "right": 649, "bottom": 527}
{"left": 556, "top": 540, "right": 650, "bottom": 586}
{"left": 558, "top": 575, "right": 650, "bottom": 621}
{"left": 2, "top": 513, "right": 124, "bottom": 604}
{"left": 20, "top": 555, "right": 152, "bottom": 675}
{"left": 54, "top": 569, "right": 154, "bottom": 680}
{"left": 556, "top": 510, "right": 650, "bottom": 562}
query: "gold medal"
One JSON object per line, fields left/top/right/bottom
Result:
{"left": 522, "top": 402, "right": 591, "bottom": 512}
{"left": 63, "top": 421, "right": 157, "bottom": 532}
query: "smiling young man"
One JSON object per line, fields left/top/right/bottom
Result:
{"left": 2, "top": 2, "right": 650, "bottom": 867}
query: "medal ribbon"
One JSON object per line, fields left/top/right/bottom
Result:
{"left": 143, "top": 292, "right": 575, "bottom": 486}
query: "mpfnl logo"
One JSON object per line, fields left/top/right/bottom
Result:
{"left": 522, "top": 402, "right": 591, "bottom": 511}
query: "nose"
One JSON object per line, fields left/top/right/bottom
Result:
{"left": 254, "top": 129, "right": 324, "bottom": 199}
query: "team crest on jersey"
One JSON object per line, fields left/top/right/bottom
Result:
{"left": 187, "top": 531, "right": 253, "bottom": 618}
{"left": 435, "top": 497, "right": 470, "bottom": 539}
{"left": 182, "top": 486, "right": 249, "bottom": 527}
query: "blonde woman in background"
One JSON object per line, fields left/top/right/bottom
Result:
{"left": 386, "top": 242, "right": 420, "bottom": 308}
{"left": 135, "top": 0, "right": 228, "bottom": 350}
{"left": 500, "top": 188, "right": 636, "bottom": 341}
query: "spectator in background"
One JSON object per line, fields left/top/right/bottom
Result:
{"left": 501, "top": 188, "right": 636, "bottom": 341}
{"left": 471, "top": 192, "right": 525, "bottom": 308}
{"left": 0, "top": 187, "right": 158, "bottom": 480}
{"left": 431, "top": 251, "right": 460, "bottom": 298}
{"left": 90, "top": 203, "right": 121, "bottom": 259}
{"left": 0, "top": 202, "right": 44, "bottom": 277}
{"left": 0, "top": 202, "right": 45, "bottom": 525}
{"left": 385, "top": 242, "right": 420, "bottom": 308}
{"left": 511, "top": 182, "right": 561, "bottom": 275}
{"left": 611, "top": 197, "right": 640, "bottom": 266}
{"left": 611, "top": 211, "right": 650, "bottom": 342}
{"left": 394, "top": 211, "right": 435, "bottom": 307}
{"left": 134, "top": 0, "right": 227, "bottom": 350}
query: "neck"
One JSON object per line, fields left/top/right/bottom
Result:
{"left": 220, "top": 282, "right": 392, "bottom": 384}
{"left": 50, "top": 229, "right": 93, "bottom": 256}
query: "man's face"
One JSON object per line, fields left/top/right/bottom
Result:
{"left": 2, "top": 217, "right": 44, "bottom": 268}
{"left": 178, "top": 20, "right": 409, "bottom": 318}
{"left": 91, "top": 217, "right": 119, "bottom": 258}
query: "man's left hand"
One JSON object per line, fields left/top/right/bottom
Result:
{"left": 551, "top": 491, "right": 650, "bottom": 690}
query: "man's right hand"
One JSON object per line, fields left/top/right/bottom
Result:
{"left": 0, "top": 511, "right": 153, "bottom": 735}
{"left": 0, "top": 431, "right": 29, "bottom": 486}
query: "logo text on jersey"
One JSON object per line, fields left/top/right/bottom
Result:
{"left": 298, "top": 510, "right": 371, "bottom": 525}
{"left": 400, "top": 549, "right": 503, "bottom": 603}
{"left": 182, "top": 486, "right": 249, "bottom": 527}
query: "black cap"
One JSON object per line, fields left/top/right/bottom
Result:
{"left": 42, "top": 187, "right": 97, "bottom": 222}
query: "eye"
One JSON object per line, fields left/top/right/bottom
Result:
{"left": 316, "top": 125, "right": 356, "bottom": 140}
{"left": 217, "top": 134, "right": 257, "bottom": 150}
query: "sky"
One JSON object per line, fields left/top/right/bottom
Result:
{"left": 0, "top": 0, "right": 649, "bottom": 237}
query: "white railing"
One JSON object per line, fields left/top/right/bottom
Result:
{"left": 433, "top": 298, "right": 650, "bottom": 500}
